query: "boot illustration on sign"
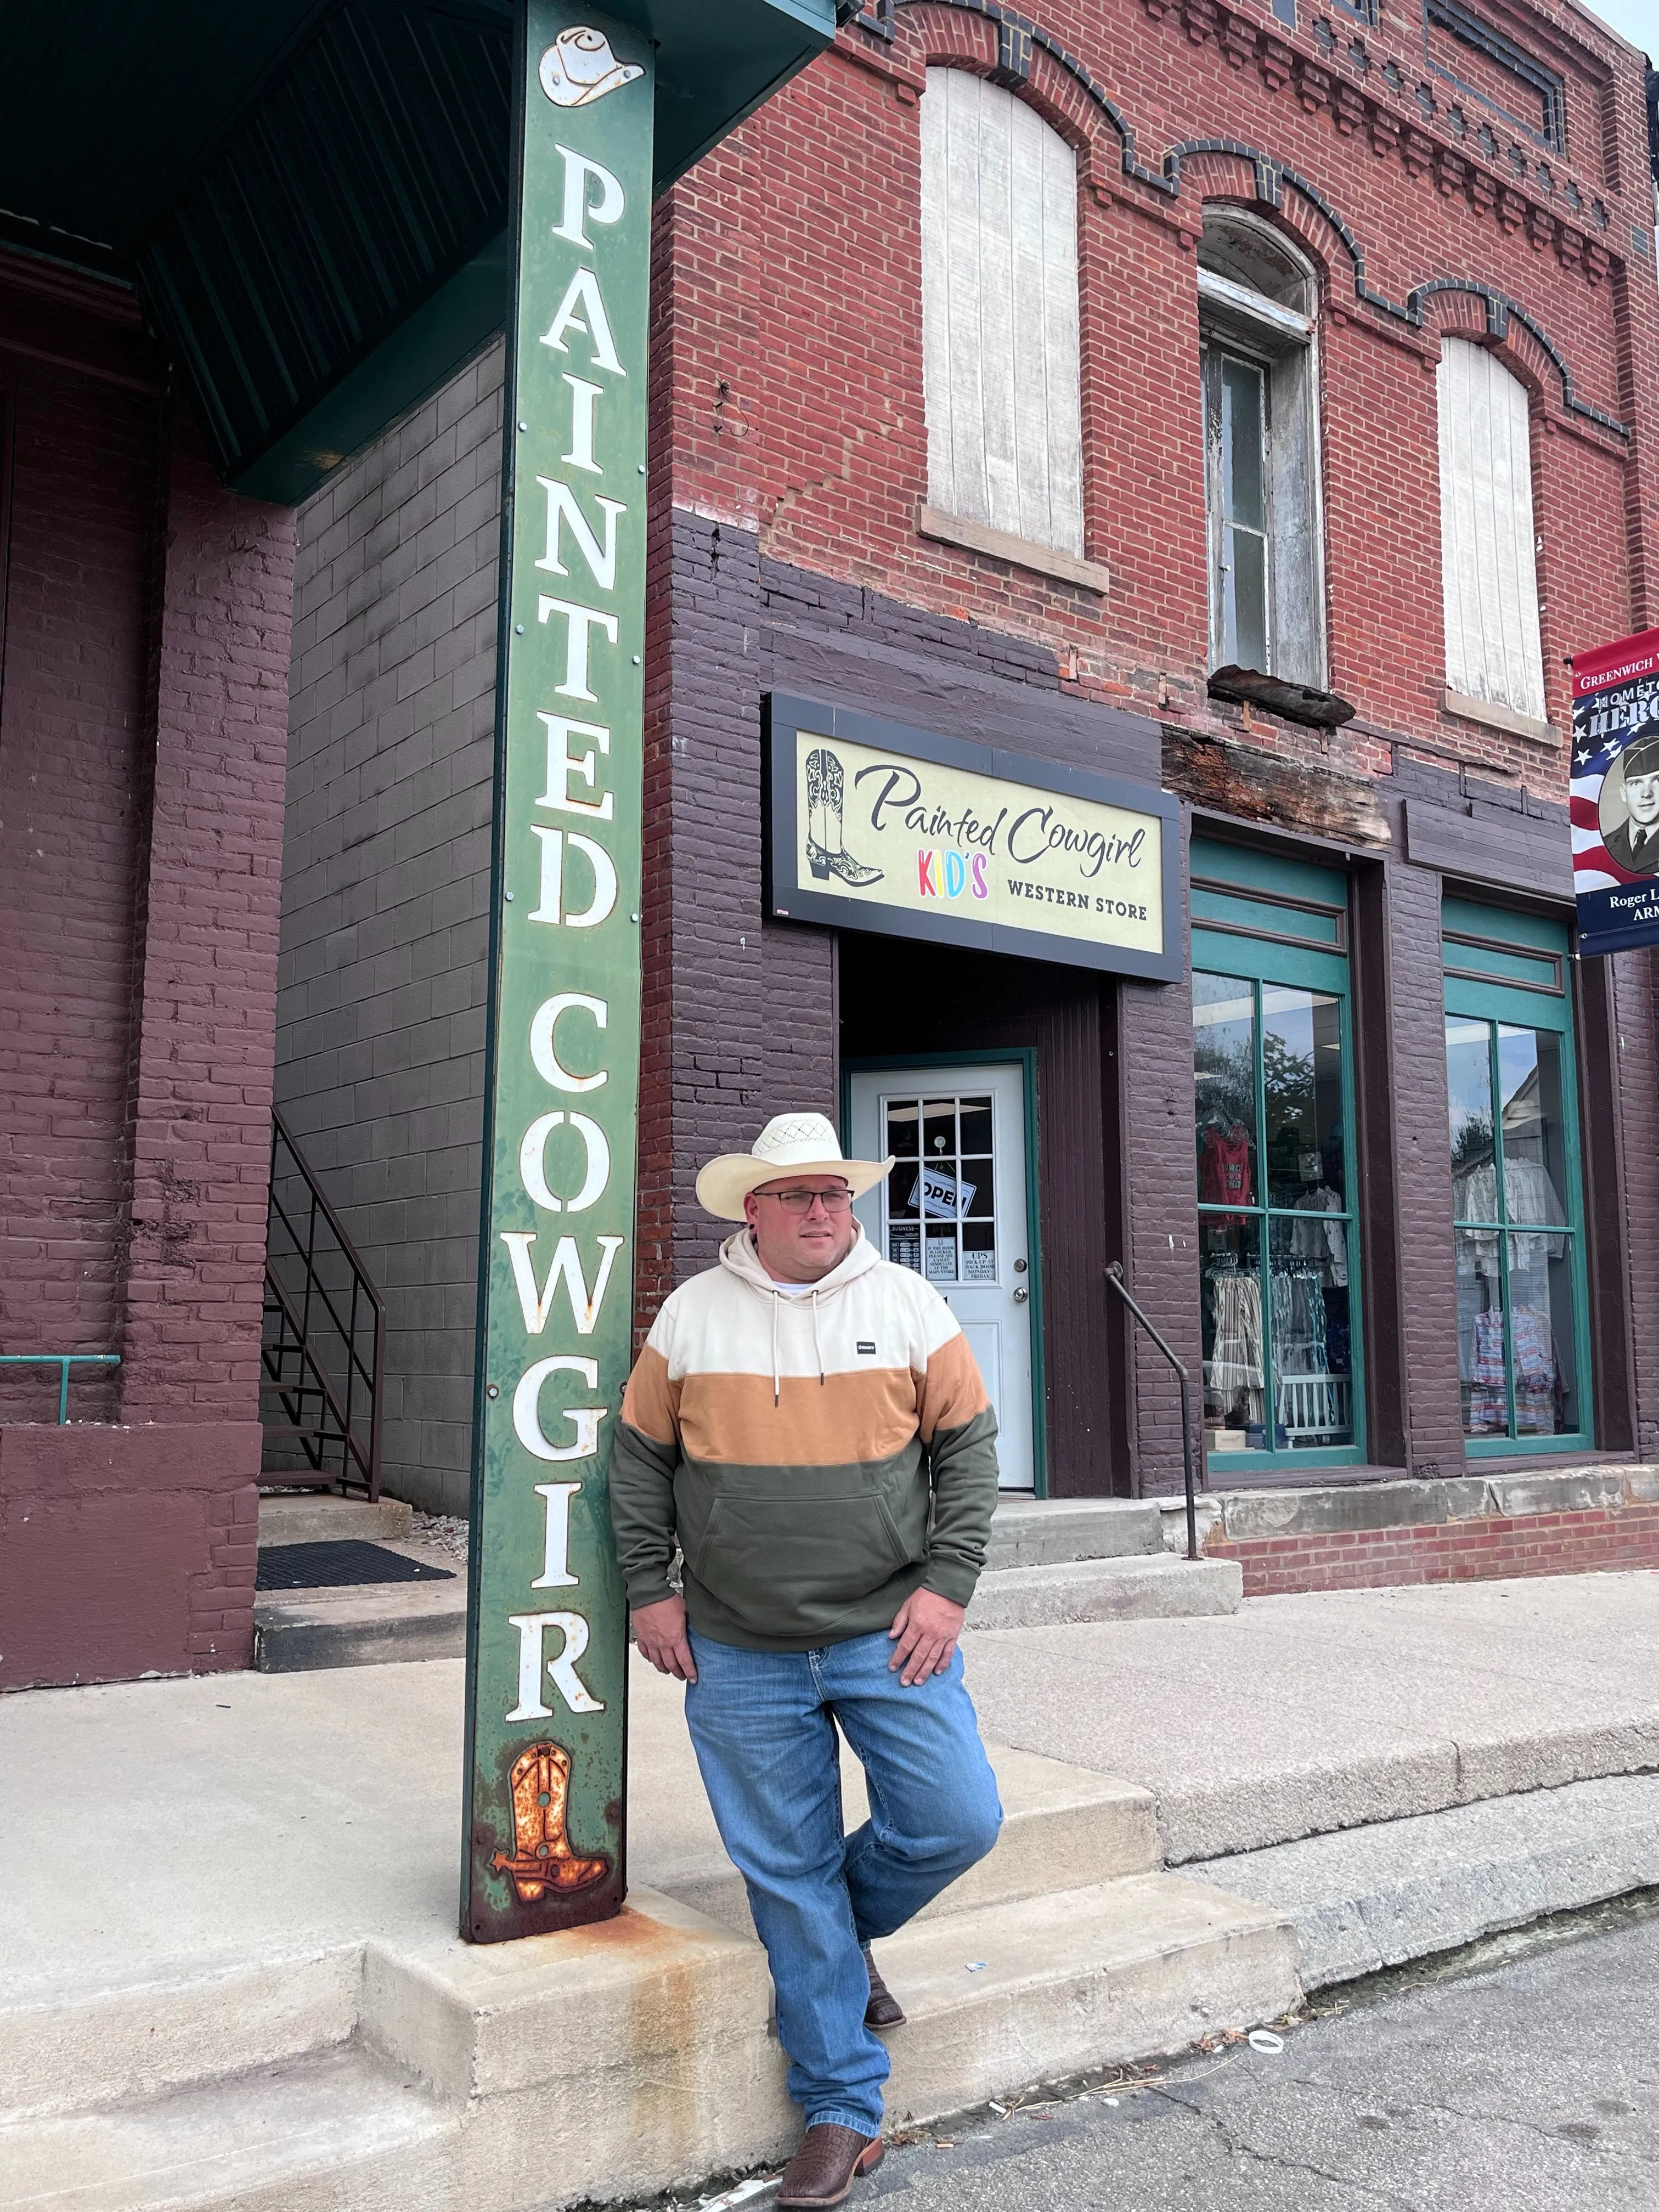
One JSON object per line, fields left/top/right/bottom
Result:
{"left": 490, "top": 1741, "right": 611, "bottom": 1903}
{"left": 805, "top": 747, "right": 883, "bottom": 886}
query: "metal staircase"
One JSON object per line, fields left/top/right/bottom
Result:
{"left": 261, "top": 1108, "right": 385, "bottom": 1498}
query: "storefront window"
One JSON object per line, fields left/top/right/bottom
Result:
{"left": 1443, "top": 899, "right": 1589, "bottom": 1449}
{"left": 1191, "top": 839, "right": 1361, "bottom": 1468}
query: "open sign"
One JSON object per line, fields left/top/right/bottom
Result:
{"left": 907, "top": 1166, "right": 975, "bottom": 1219}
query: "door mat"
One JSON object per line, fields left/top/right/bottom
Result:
{"left": 256, "top": 1539, "right": 457, "bottom": 1591}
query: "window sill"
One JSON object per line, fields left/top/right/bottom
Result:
{"left": 915, "top": 503, "right": 1110, "bottom": 596}
{"left": 1441, "top": 688, "right": 1559, "bottom": 746}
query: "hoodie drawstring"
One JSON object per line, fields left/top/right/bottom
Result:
{"left": 770, "top": 1286, "right": 827, "bottom": 1407}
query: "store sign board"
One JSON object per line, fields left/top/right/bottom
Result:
{"left": 460, "top": 3, "right": 650, "bottom": 1943}
{"left": 764, "top": 695, "right": 1182, "bottom": 981}
{"left": 1571, "top": 625, "right": 1659, "bottom": 958}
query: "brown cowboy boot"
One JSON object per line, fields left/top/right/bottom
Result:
{"left": 777, "top": 2124, "right": 884, "bottom": 2208}
{"left": 489, "top": 1742, "right": 611, "bottom": 1904}
{"left": 862, "top": 1943, "right": 905, "bottom": 2029}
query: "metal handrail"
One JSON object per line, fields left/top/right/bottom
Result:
{"left": 0, "top": 1353, "right": 120, "bottom": 1424}
{"left": 262, "top": 1110, "right": 385, "bottom": 1498}
{"left": 1104, "top": 1262, "right": 1198, "bottom": 1562}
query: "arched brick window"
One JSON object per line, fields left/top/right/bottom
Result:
{"left": 919, "top": 67, "right": 1083, "bottom": 558}
{"left": 1436, "top": 336, "right": 1546, "bottom": 725}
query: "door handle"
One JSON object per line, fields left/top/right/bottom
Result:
{"left": 1012, "top": 1288, "right": 1028, "bottom": 1304}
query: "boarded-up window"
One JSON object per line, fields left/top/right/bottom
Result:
{"left": 1437, "top": 338, "right": 1545, "bottom": 721}
{"left": 920, "top": 69, "right": 1083, "bottom": 557}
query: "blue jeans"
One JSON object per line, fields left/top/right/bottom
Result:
{"left": 684, "top": 1628, "right": 1003, "bottom": 2135}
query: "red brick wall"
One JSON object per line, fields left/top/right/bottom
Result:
{"left": 659, "top": 0, "right": 1658, "bottom": 793}
{"left": 1207, "top": 1499, "right": 1659, "bottom": 1595}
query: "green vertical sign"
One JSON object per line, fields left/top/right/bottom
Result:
{"left": 462, "top": 2, "right": 651, "bottom": 1943}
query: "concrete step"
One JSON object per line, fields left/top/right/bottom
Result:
{"left": 0, "top": 1874, "right": 1297, "bottom": 2212}
{"left": 0, "top": 2044, "right": 457, "bottom": 2212}
{"left": 1183, "top": 1770, "right": 1659, "bottom": 1991}
{"left": 253, "top": 1578, "right": 466, "bottom": 1671}
{"left": 985, "top": 1497, "right": 1164, "bottom": 1569}
{"left": 966, "top": 1553, "right": 1242, "bottom": 1630}
{"left": 257, "top": 1493, "right": 413, "bottom": 1545}
{"left": 658, "top": 1743, "right": 1161, "bottom": 1941}
{"left": 873, "top": 1869, "right": 1299, "bottom": 2123}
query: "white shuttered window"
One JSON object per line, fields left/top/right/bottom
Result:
{"left": 1437, "top": 338, "right": 1546, "bottom": 722}
{"left": 920, "top": 69, "right": 1084, "bottom": 557}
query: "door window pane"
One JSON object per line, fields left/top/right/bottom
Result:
{"left": 1445, "top": 1013, "right": 1583, "bottom": 1443}
{"left": 1200, "top": 1217, "right": 1263, "bottom": 1447}
{"left": 1194, "top": 970, "right": 1257, "bottom": 1207}
{"left": 1195, "top": 957, "right": 1359, "bottom": 1462}
{"left": 1262, "top": 985, "right": 1345, "bottom": 1208}
{"left": 882, "top": 1092, "right": 996, "bottom": 1283}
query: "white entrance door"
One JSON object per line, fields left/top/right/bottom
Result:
{"left": 848, "top": 1064, "right": 1035, "bottom": 1490}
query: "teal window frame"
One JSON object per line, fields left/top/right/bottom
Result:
{"left": 1191, "top": 838, "right": 1367, "bottom": 1472}
{"left": 1442, "top": 896, "right": 1593, "bottom": 1458}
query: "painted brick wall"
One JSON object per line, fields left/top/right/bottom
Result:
{"left": 662, "top": 0, "right": 1658, "bottom": 797}
{"left": 276, "top": 341, "right": 504, "bottom": 1517}
{"left": 0, "top": 340, "right": 156, "bottom": 1423}
{"left": 0, "top": 255, "right": 294, "bottom": 1686}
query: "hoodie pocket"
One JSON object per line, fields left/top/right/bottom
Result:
{"left": 692, "top": 1486, "right": 915, "bottom": 1639}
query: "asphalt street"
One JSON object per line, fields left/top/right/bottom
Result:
{"left": 858, "top": 1905, "right": 1659, "bottom": 2211}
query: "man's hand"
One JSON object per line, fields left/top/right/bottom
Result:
{"left": 633, "top": 1595, "right": 697, "bottom": 1681}
{"left": 888, "top": 1587, "right": 966, "bottom": 1685}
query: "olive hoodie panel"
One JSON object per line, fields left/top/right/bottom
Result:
{"left": 607, "top": 1224, "right": 1000, "bottom": 1651}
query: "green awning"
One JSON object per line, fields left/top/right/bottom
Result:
{"left": 0, "top": 0, "right": 836, "bottom": 503}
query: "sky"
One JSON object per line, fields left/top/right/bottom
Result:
{"left": 1571, "top": 0, "right": 1656, "bottom": 58}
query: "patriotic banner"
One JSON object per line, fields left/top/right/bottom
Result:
{"left": 1571, "top": 626, "right": 1659, "bottom": 959}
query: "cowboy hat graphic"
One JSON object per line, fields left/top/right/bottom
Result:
{"left": 538, "top": 27, "right": 643, "bottom": 107}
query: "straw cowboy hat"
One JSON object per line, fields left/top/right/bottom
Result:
{"left": 695, "top": 1112, "right": 894, "bottom": 1222}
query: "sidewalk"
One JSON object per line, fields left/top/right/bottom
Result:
{"left": 4, "top": 1571, "right": 1658, "bottom": 2209}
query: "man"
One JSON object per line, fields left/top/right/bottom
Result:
{"left": 609, "top": 1111, "right": 1003, "bottom": 2209}
{"left": 1603, "top": 725, "right": 1659, "bottom": 875}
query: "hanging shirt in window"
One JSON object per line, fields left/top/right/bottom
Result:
{"left": 1199, "top": 1123, "right": 1253, "bottom": 1218}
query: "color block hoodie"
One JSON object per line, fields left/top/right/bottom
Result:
{"left": 608, "top": 1223, "right": 1000, "bottom": 1651}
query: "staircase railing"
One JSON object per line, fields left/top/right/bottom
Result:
{"left": 1104, "top": 1262, "right": 1198, "bottom": 1561}
{"left": 261, "top": 1108, "right": 385, "bottom": 1498}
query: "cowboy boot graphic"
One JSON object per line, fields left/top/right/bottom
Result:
{"left": 805, "top": 747, "right": 883, "bottom": 887}
{"left": 490, "top": 1741, "right": 611, "bottom": 1904}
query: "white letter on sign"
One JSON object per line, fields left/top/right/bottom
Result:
{"left": 535, "top": 480, "right": 625, "bottom": 593}
{"left": 540, "top": 268, "right": 624, "bottom": 375}
{"left": 506, "top": 1609, "right": 605, "bottom": 1718}
{"left": 535, "top": 713, "right": 612, "bottom": 817}
{"left": 531, "top": 1481, "right": 582, "bottom": 1589}
{"left": 519, "top": 1111, "right": 609, "bottom": 1212}
{"left": 528, "top": 826, "right": 617, "bottom": 929}
{"left": 501, "top": 1233, "right": 624, "bottom": 1336}
{"left": 538, "top": 595, "right": 618, "bottom": 702}
{"left": 513, "top": 1354, "right": 606, "bottom": 1462}
{"left": 551, "top": 145, "right": 624, "bottom": 251}
{"left": 529, "top": 992, "right": 607, "bottom": 1092}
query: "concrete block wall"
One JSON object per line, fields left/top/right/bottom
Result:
{"left": 275, "top": 342, "right": 504, "bottom": 1516}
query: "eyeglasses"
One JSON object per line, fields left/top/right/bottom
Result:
{"left": 755, "top": 1186, "right": 854, "bottom": 1215}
